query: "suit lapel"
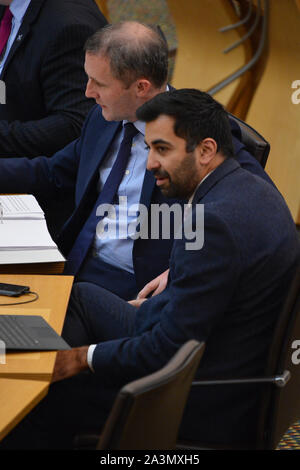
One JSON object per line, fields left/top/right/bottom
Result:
{"left": 139, "top": 169, "right": 156, "bottom": 208}
{"left": 57, "top": 119, "right": 123, "bottom": 253}
{"left": 1, "top": 0, "right": 44, "bottom": 77}
{"left": 81, "top": 117, "right": 155, "bottom": 208}
{"left": 77, "top": 119, "right": 122, "bottom": 201}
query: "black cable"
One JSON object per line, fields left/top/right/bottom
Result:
{"left": 0, "top": 291, "right": 39, "bottom": 306}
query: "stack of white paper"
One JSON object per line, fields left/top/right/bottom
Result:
{"left": 0, "top": 195, "right": 65, "bottom": 266}
{"left": 0, "top": 219, "right": 57, "bottom": 250}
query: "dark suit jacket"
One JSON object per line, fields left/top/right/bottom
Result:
{"left": 90, "top": 158, "right": 300, "bottom": 445}
{"left": 0, "top": 104, "right": 276, "bottom": 292}
{"left": 0, "top": 0, "right": 107, "bottom": 158}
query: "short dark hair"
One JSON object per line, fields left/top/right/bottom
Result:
{"left": 84, "top": 22, "right": 168, "bottom": 88}
{"left": 136, "top": 88, "right": 235, "bottom": 158}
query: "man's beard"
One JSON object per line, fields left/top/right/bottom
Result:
{"left": 152, "top": 152, "right": 199, "bottom": 200}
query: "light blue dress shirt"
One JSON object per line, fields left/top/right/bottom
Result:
{"left": 0, "top": 0, "right": 31, "bottom": 75}
{"left": 93, "top": 119, "right": 148, "bottom": 274}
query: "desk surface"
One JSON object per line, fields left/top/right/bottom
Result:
{"left": 0, "top": 274, "right": 73, "bottom": 441}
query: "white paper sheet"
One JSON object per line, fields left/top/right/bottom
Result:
{"left": 0, "top": 219, "right": 56, "bottom": 249}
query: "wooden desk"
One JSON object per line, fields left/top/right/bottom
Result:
{"left": 0, "top": 274, "right": 73, "bottom": 441}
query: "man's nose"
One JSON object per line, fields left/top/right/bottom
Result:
{"left": 85, "top": 79, "right": 97, "bottom": 99}
{"left": 147, "top": 150, "right": 160, "bottom": 172}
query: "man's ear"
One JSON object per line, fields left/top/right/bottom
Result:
{"left": 197, "top": 138, "right": 218, "bottom": 165}
{"left": 135, "top": 79, "right": 152, "bottom": 97}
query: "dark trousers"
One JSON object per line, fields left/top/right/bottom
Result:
{"left": 75, "top": 253, "right": 138, "bottom": 301}
{"left": 0, "top": 283, "right": 137, "bottom": 450}
{"left": 0, "top": 283, "right": 261, "bottom": 449}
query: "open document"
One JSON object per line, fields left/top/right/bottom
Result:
{"left": 0, "top": 195, "right": 44, "bottom": 220}
{"left": 0, "top": 195, "right": 65, "bottom": 272}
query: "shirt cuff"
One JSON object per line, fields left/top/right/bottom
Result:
{"left": 87, "top": 344, "right": 97, "bottom": 372}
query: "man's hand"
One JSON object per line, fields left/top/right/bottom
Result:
{"left": 51, "top": 346, "right": 89, "bottom": 383}
{"left": 127, "top": 298, "right": 147, "bottom": 308}
{"left": 137, "top": 269, "right": 169, "bottom": 299}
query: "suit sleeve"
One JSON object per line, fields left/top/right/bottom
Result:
{"left": 90, "top": 210, "right": 241, "bottom": 387}
{"left": 0, "top": 23, "right": 101, "bottom": 158}
{"left": 0, "top": 101, "right": 101, "bottom": 201}
{"left": 0, "top": 137, "right": 81, "bottom": 202}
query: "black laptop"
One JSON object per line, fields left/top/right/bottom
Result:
{"left": 0, "top": 314, "right": 70, "bottom": 351}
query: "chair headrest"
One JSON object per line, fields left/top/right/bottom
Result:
{"left": 228, "top": 114, "right": 270, "bottom": 168}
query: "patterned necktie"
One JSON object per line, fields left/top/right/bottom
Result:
{"left": 64, "top": 122, "right": 139, "bottom": 275}
{"left": 0, "top": 7, "right": 13, "bottom": 57}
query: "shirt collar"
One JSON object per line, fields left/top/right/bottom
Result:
{"left": 123, "top": 119, "right": 145, "bottom": 136}
{"left": 123, "top": 85, "right": 169, "bottom": 137}
{"left": 9, "top": 0, "right": 31, "bottom": 22}
{"left": 188, "top": 169, "right": 216, "bottom": 205}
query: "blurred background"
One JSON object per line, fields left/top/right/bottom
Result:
{"left": 96, "top": 0, "right": 300, "bottom": 226}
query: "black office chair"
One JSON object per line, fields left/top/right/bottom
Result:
{"left": 74, "top": 340, "right": 205, "bottom": 450}
{"left": 177, "top": 264, "right": 300, "bottom": 450}
{"left": 228, "top": 112, "right": 271, "bottom": 168}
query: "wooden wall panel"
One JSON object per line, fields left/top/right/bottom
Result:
{"left": 247, "top": 0, "right": 300, "bottom": 222}
{"left": 167, "top": 0, "right": 246, "bottom": 107}
{"left": 95, "top": 0, "right": 109, "bottom": 20}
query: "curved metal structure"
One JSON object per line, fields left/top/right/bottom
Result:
{"left": 207, "top": 0, "right": 269, "bottom": 96}
{"left": 219, "top": 0, "right": 253, "bottom": 32}
{"left": 223, "top": 0, "right": 261, "bottom": 53}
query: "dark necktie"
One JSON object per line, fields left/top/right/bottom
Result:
{"left": 0, "top": 7, "right": 13, "bottom": 58}
{"left": 64, "top": 122, "right": 139, "bottom": 275}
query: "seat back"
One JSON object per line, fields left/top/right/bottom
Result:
{"left": 97, "top": 340, "right": 205, "bottom": 450}
{"left": 228, "top": 112, "right": 270, "bottom": 168}
{"left": 175, "top": 264, "right": 300, "bottom": 451}
{"left": 256, "top": 264, "right": 300, "bottom": 449}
